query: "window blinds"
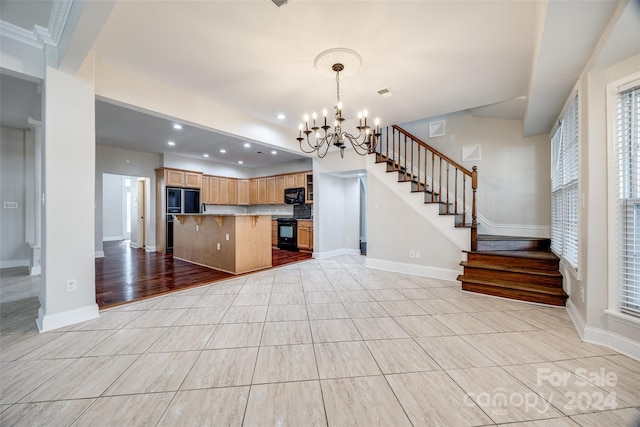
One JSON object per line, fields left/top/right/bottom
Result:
{"left": 550, "top": 95, "right": 579, "bottom": 269}
{"left": 618, "top": 85, "right": 640, "bottom": 316}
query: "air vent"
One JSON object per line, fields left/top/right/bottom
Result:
{"left": 377, "top": 87, "right": 394, "bottom": 98}
{"left": 272, "top": 0, "right": 288, "bottom": 7}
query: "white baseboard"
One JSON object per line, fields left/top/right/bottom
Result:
{"left": 103, "top": 236, "right": 123, "bottom": 242}
{"left": 566, "top": 299, "right": 640, "bottom": 362}
{"left": 30, "top": 265, "right": 41, "bottom": 276}
{"left": 476, "top": 215, "right": 550, "bottom": 238}
{"left": 0, "top": 259, "right": 30, "bottom": 269}
{"left": 95, "top": 251, "right": 105, "bottom": 258}
{"left": 129, "top": 241, "right": 142, "bottom": 249}
{"left": 36, "top": 303, "right": 100, "bottom": 332}
{"left": 145, "top": 245, "right": 157, "bottom": 253}
{"left": 364, "top": 257, "right": 460, "bottom": 281}
{"left": 313, "top": 248, "right": 360, "bottom": 259}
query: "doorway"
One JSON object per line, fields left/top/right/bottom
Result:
{"left": 102, "top": 173, "right": 149, "bottom": 249}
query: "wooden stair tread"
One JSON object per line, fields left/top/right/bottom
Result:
{"left": 457, "top": 275, "right": 566, "bottom": 295}
{"left": 460, "top": 261, "right": 562, "bottom": 277}
{"left": 466, "top": 250, "right": 559, "bottom": 260}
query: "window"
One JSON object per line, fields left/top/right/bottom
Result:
{"left": 550, "top": 95, "right": 579, "bottom": 269}
{"left": 618, "top": 84, "right": 640, "bottom": 316}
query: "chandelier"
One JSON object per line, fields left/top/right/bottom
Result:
{"left": 296, "top": 49, "right": 382, "bottom": 158}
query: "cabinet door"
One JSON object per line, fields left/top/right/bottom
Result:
{"left": 266, "top": 177, "right": 276, "bottom": 204}
{"left": 209, "top": 176, "right": 220, "bottom": 204}
{"left": 249, "top": 179, "right": 258, "bottom": 205}
{"left": 165, "top": 169, "right": 185, "bottom": 187}
{"left": 219, "top": 177, "right": 229, "bottom": 204}
{"left": 305, "top": 173, "right": 313, "bottom": 203}
{"left": 185, "top": 172, "right": 202, "bottom": 188}
{"left": 284, "top": 174, "right": 296, "bottom": 189}
{"left": 294, "top": 173, "right": 306, "bottom": 189}
{"left": 272, "top": 220, "right": 278, "bottom": 248}
{"left": 237, "top": 179, "right": 250, "bottom": 205}
{"left": 298, "top": 222, "right": 313, "bottom": 250}
{"left": 229, "top": 179, "right": 238, "bottom": 205}
{"left": 275, "top": 176, "right": 285, "bottom": 204}
{"left": 201, "top": 176, "right": 210, "bottom": 204}
{"left": 257, "top": 178, "right": 267, "bottom": 204}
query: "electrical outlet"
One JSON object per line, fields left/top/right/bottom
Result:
{"left": 66, "top": 279, "right": 77, "bottom": 291}
{"left": 217, "top": 243, "right": 221, "bottom": 250}
{"left": 409, "top": 250, "right": 415, "bottom": 258}
{"left": 580, "top": 286, "right": 585, "bottom": 302}
{"left": 415, "top": 251, "right": 421, "bottom": 258}
{"left": 225, "top": 233, "right": 229, "bottom": 241}
{"left": 346, "top": 237, "right": 351, "bottom": 243}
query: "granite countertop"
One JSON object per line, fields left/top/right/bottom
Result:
{"left": 174, "top": 213, "right": 276, "bottom": 217}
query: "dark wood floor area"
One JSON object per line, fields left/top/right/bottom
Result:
{"left": 95, "top": 241, "right": 312, "bottom": 309}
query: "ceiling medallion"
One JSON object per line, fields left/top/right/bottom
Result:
{"left": 297, "top": 48, "right": 381, "bottom": 158}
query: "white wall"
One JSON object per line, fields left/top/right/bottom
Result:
{"left": 102, "top": 173, "right": 124, "bottom": 241}
{"left": 254, "top": 158, "right": 313, "bottom": 177}
{"left": 161, "top": 154, "right": 253, "bottom": 178}
{"left": 400, "top": 112, "right": 551, "bottom": 237}
{"left": 0, "top": 126, "right": 30, "bottom": 267}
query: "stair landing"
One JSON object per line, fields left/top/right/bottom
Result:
{"left": 458, "top": 235, "right": 568, "bottom": 306}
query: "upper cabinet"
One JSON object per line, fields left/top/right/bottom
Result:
{"left": 196, "top": 170, "right": 312, "bottom": 206}
{"left": 237, "top": 179, "right": 250, "bottom": 205}
{"left": 164, "top": 168, "right": 202, "bottom": 189}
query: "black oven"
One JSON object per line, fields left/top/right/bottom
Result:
{"left": 277, "top": 218, "right": 298, "bottom": 251}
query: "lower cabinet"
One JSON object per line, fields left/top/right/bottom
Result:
{"left": 272, "top": 220, "right": 278, "bottom": 248}
{"left": 297, "top": 220, "right": 313, "bottom": 251}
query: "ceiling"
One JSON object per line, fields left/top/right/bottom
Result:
{"left": 1, "top": 0, "right": 638, "bottom": 168}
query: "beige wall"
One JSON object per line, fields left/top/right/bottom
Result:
{"left": 400, "top": 112, "right": 551, "bottom": 237}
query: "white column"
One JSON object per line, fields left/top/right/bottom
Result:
{"left": 26, "top": 118, "right": 42, "bottom": 276}
{"left": 37, "top": 64, "right": 99, "bottom": 332}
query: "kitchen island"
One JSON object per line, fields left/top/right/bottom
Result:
{"left": 172, "top": 214, "right": 272, "bottom": 274}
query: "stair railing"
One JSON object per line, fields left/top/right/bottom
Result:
{"left": 373, "top": 125, "right": 478, "bottom": 250}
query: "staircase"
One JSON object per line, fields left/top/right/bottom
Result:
{"left": 372, "top": 126, "right": 567, "bottom": 307}
{"left": 458, "top": 236, "right": 567, "bottom": 306}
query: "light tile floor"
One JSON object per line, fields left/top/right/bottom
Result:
{"left": 1, "top": 259, "right": 640, "bottom": 426}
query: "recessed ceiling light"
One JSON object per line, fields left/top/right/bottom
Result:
{"left": 277, "top": 114, "right": 285, "bottom": 120}
{"left": 167, "top": 141, "right": 175, "bottom": 146}
{"left": 238, "top": 160, "right": 244, "bottom": 164}
{"left": 243, "top": 143, "right": 251, "bottom": 148}
{"left": 203, "top": 154, "right": 209, "bottom": 158}
{"left": 271, "top": 150, "right": 277, "bottom": 155}
{"left": 220, "top": 149, "right": 227, "bottom": 153}
{"left": 172, "top": 123, "right": 182, "bottom": 130}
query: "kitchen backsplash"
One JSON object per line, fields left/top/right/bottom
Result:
{"left": 293, "top": 204, "right": 312, "bottom": 219}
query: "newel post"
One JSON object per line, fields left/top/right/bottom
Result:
{"left": 471, "top": 166, "right": 478, "bottom": 251}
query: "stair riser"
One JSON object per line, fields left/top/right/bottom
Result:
{"left": 466, "top": 253, "right": 559, "bottom": 271}
{"left": 461, "top": 282, "right": 567, "bottom": 306}
{"left": 461, "top": 268, "right": 562, "bottom": 288}
{"left": 477, "top": 240, "right": 551, "bottom": 251}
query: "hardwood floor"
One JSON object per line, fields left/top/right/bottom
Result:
{"left": 95, "top": 241, "right": 312, "bottom": 309}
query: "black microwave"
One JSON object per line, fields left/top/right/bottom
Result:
{"left": 284, "top": 187, "right": 305, "bottom": 205}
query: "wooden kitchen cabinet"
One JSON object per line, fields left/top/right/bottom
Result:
{"left": 275, "top": 176, "right": 285, "bottom": 204}
{"left": 266, "top": 177, "right": 276, "bottom": 204}
{"left": 294, "top": 173, "right": 306, "bottom": 189}
{"left": 237, "top": 179, "right": 250, "bottom": 205}
{"left": 297, "top": 220, "right": 313, "bottom": 251}
{"left": 272, "top": 220, "right": 278, "bottom": 248}
{"left": 249, "top": 179, "right": 258, "bottom": 205}
{"left": 164, "top": 168, "right": 202, "bottom": 188}
{"left": 284, "top": 174, "right": 296, "bottom": 189}
{"left": 257, "top": 178, "right": 267, "bottom": 204}
{"left": 201, "top": 176, "right": 210, "bottom": 204}
{"left": 305, "top": 173, "right": 313, "bottom": 203}
{"left": 209, "top": 176, "right": 220, "bottom": 204}
{"left": 185, "top": 171, "right": 202, "bottom": 188}
{"left": 229, "top": 179, "right": 238, "bottom": 205}
{"left": 219, "top": 178, "right": 229, "bottom": 204}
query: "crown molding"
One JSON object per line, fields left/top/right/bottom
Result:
{"left": 0, "top": 0, "right": 74, "bottom": 49}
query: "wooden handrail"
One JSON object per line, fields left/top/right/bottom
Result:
{"left": 373, "top": 125, "right": 478, "bottom": 251}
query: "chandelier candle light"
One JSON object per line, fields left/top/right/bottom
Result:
{"left": 297, "top": 49, "right": 382, "bottom": 158}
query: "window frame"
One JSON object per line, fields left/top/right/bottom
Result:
{"left": 606, "top": 72, "right": 640, "bottom": 318}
